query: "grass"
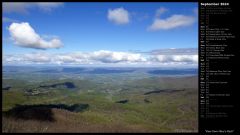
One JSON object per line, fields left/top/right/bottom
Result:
{"left": 2, "top": 91, "right": 27, "bottom": 111}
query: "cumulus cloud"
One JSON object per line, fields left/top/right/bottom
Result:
{"left": 3, "top": 51, "right": 146, "bottom": 65}
{"left": 149, "top": 48, "right": 198, "bottom": 64}
{"left": 148, "top": 7, "right": 195, "bottom": 31}
{"left": 90, "top": 50, "right": 146, "bottom": 63}
{"left": 8, "top": 22, "right": 63, "bottom": 49}
{"left": 54, "top": 50, "right": 146, "bottom": 64}
{"left": 3, "top": 49, "right": 198, "bottom": 67}
{"left": 150, "top": 48, "right": 198, "bottom": 55}
{"left": 3, "top": 2, "right": 63, "bottom": 14}
{"left": 3, "top": 53, "right": 51, "bottom": 64}
{"left": 151, "top": 54, "right": 198, "bottom": 63}
{"left": 108, "top": 7, "right": 130, "bottom": 25}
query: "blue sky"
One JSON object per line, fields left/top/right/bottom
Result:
{"left": 2, "top": 2, "right": 198, "bottom": 67}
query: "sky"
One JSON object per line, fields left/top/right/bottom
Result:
{"left": 2, "top": 2, "right": 198, "bottom": 67}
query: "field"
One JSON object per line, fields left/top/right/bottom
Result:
{"left": 2, "top": 66, "right": 198, "bottom": 133}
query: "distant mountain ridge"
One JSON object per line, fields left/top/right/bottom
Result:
{"left": 3, "top": 66, "right": 198, "bottom": 76}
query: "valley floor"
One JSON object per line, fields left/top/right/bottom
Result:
{"left": 2, "top": 72, "right": 198, "bottom": 133}
{"left": 2, "top": 88, "right": 198, "bottom": 133}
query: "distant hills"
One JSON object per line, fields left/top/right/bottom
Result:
{"left": 3, "top": 66, "right": 197, "bottom": 76}
{"left": 147, "top": 68, "right": 197, "bottom": 75}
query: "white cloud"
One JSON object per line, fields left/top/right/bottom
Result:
{"left": 91, "top": 50, "right": 146, "bottom": 63}
{"left": 3, "top": 53, "right": 45, "bottom": 64}
{"left": 8, "top": 22, "right": 63, "bottom": 49}
{"left": 3, "top": 2, "right": 29, "bottom": 13}
{"left": 108, "top": 7, "right": 130, "bottom": 25}
{"left": 151, "top": 55, "right": 198, "bottom": 63}
{"left": 3, "top": 51, "right": 146, "bottom": 65}
{"left": 147, "top": 7, "right": 195, "bottom": 31}
{"left": 150, "top": 48, "right": 198, "bottom": 55}
{"left": 3, "top": 49, "right": 198, "bottom": 67}
{"left": 36, "top": 2, "right": 63, "bottom": 12}
{"left": 3, "top": 2, "right": 63, "bottom": 14}
{"left": 155, "top": 7, "right": 168, "bottom": 17}
{"left": 148, "top": 15, "right": 195, "bottom": 31}
{"left": 23, "top": 52, "right": 51, "bottom": 62}
{"left": 2, "top": 17, "right": 19, "bottom": 23}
